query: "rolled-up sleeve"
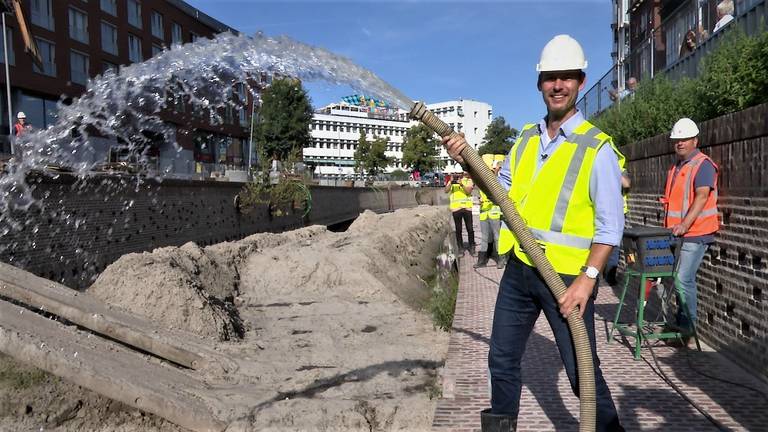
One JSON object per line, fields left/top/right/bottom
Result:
{"left": 590, "top": 145, "right": 624, "bottom": 246}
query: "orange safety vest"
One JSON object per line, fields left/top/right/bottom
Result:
{"left": 662, "top": 151, "right": 719, "bottom": 237}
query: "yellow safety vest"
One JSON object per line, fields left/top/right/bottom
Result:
{"left": 497, "top": 121, "right": 624, "bottom": 275}
{"left": 449, "top": 178, "right": 473, "bottom": 211}
{"left": 479, "top": 190, "right": 501, "bottom": 221}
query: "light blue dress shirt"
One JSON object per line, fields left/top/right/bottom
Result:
{"left": 497, "top": 111, "right": 624, "bottom": 246}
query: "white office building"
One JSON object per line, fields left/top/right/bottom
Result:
{"left": 305, "top": 98, "right": 493, "bottom": 177}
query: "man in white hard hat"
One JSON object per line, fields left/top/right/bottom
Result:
{"left": 660, "top": 118, "right": 719, "bottom": 342}
{"left": 444, "top": 34, "right": 625, "bottom": 431}
{"left": 14, "top": 112, "right": 31, "bottom": 137}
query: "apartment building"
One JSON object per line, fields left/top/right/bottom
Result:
{"left": 0, "top": 0, "right": 255, "bottom": 176}
{"left": 306, "top": 98, "right": 493, "bottom": 177}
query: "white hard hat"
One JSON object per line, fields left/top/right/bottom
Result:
{"left": 670, "top": 118, "right": 699, "bottom": 139}
{"left": 16, "top": 112, "right": 26, "bottom": 119}
{"left": 537, "top": 34, "right": 588, "bottom": 72}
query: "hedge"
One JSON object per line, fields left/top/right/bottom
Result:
{"left": 593, "top": 28, "right": 768, "bottom": 146}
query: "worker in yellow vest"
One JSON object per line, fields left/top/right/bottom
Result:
{"left": 475, "top": 159, "right": 505, "bottom": 268}
{"left": 444, "top": 170, "right": 476, "bottom": 256}
{"left": 443, "top": 35, "right": 625, "bottom": 431}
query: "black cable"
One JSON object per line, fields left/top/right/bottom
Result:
{"left": 640, "top": 333, "right": 732, "bottom": 432}
{"left": 641, "top": 281, "right": 768, "bottom": 401}
{"left": 472, "top": 263, "right": 501, "bottom": 286}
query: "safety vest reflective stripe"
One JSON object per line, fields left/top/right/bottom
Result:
{"left": 549, "top": 127, "right": 602, "bottom": 232}
{"left": 667, "top": 208, "right": 719, "bottom": 218}
{"left": 513, "top": 126, "right": 539, "bottom": 177}
{"left": 529, "top": 227, "right": 593, "bottom": 249}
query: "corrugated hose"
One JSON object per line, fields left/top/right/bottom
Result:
{"left": 409, "top": 101, "right": 597, "bottom": 431}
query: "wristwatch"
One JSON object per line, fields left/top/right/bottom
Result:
{"left": 580, "top": 265, "right": 600, "bottom": 279}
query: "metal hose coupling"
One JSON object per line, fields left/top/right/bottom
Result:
{"left": 409, "top": 101, "right": 597, "bottom": 432}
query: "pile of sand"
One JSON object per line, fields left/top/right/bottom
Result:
{"left": 2, "top": 205, "right": 454, "bottom": 431}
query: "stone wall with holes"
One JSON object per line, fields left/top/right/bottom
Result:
{"left": 622, "top": 102, "right": 768, "bottom": 378}
{"left": 0, "top": 173, "right": 441, "bottom": 290}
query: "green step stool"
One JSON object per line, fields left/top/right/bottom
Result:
{"left": 608, "top": 226, "right": 701, "bottom": 359}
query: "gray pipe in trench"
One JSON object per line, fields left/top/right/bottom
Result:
{"left": 409, "top": 101, "right": 596, "bottom": 432}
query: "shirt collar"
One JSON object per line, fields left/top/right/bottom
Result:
{"left": 677, "top": 149, "right": 701, "bottom": 165}
{"left": 537, "top": 110, "right": 586, "bottom": 139}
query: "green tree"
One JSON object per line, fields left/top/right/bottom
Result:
{"left": 477, "top": 117, "right": 518, "bottom": 156}
{"left": 354, "top": 131, "right": 392, "bottom": 176}
{"left": 354, "top": 129, "right": 370, "bottom": 175}
{"left": 366, "top": 136, "right": 392, "bottom": 176}
{"left": 254, "top": 78, "right": 313, "bottom": 162}
{"left": 402, "top": 124, "right": 439, "bottom": 173}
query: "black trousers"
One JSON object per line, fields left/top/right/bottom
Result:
{"left": 452, "top": 209, "right": 475, "bottom": 249}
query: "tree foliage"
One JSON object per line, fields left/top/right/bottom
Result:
{"left": 401, "top": 124, "right": 439, "bottom": 173}
{"left": 254, "top": 78, "right": 313, "bottom": 161}
{"left": 593, "top": 28, "right": 768, "bottom": 146}
{"left": 354, "top": 130, "right": 392, "bottom": 176}
{"left": 477, "top": 116, "right": 518, "bottom": 156}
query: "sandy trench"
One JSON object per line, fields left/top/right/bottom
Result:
{"left": 0, "top": 205, "right": 453, "bottom": 431}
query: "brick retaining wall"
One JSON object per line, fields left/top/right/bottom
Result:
{"left": 623, "top": 102, "right": 768, "bottom": 379}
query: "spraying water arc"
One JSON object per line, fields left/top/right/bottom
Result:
{"left": 409, "top": 101, "right": 597, "bottom": 432}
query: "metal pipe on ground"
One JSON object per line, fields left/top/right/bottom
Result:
{"left": 409, "top": 101, "right": 596, "bottom": 432}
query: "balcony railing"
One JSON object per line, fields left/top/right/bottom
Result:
{"left": 577, "top": 0, "right": 767, "bottom": 119}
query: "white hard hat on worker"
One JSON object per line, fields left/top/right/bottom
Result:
{"left": 537, "top": 34, "right": 588, "bottom": 72}
{"left": 670, "top": 117, "right": 700, "bottom": 160}
{"left": 537, "top": 34, "right": 588, "bottom": 120}
{"left": 670, "top": 117, "right": 699, "bottom": 139}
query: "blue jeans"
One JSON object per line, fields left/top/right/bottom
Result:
{"left": 674, "top": 241, "right": 709, "bottom": 330}
{"left": 488, "top": 257, "right": 624, "bottom": 431}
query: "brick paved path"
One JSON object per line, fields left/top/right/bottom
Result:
{"left": 433, "top": 218, "right": 768, "bottom": 431}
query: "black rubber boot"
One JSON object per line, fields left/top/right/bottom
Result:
{"left": 480, "top": 409, "right": 517, "bottom": 432}
{"left": 473, "top": 251, "right": 489, "bottom": 268}
{"left": 467, "top": 245, "right": 477, "bottom": 257}
{"left": 496, "top": 253, "right": 508, "bottom": 269}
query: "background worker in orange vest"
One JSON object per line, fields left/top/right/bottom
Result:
{"left": 14, "top": 112, "right": 31, "bottom": 137}
{"left": 661, "top": 117, "right": 719, "bottom": 336}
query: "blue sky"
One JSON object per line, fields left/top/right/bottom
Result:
{"left": 185, "top": 0, "right": 613, "bottom": 129}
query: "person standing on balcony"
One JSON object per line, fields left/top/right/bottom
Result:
{"left": 443, "top": 34, "right": 626, "bottom": 431}
{"left": 661, "top": 118, "right": 719, "bottom": 339}
{"left": 619, "top": 77, "right": 637, "bottom": 100}
{"left": 679, "top": 29, "right": 698, "bottom": 58}
{"left": 713, "top": 0, "right": 735, "bottom": 34}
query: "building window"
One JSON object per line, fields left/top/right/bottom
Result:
{"left": 70, "top": 50, "right": 89, "bottom": 85}
{"left": 151, "top": 43, "right": 163, "bottom": 56}
{"left": 171, "top": 22, "right": 182, "bottom": 45}
{"left": 190, "top": 32, "right": 200, "bottom": 43}
{"left": 234, "top": 83, "right": 248, "bottom": 127}
{"left": 101, "top": 22, "right": 118, "bottom": 55}
{"left": 33, "top": 38, "right": 55, "bottom": 77}
{"left": 128, "top": 34, "right": 142, "bottom": 63}
{"left": 127, "top": 0, "right": 142, "bottom": 29}
{"left": 102, "top": 61, "right": 118, "bottom": 74}
{"left": 0, "top": 27, "right": 14, "bottom": 66}
{"left": 100, "top": 0, "right": 117, "bottom": 16}
{"left": 69, "top": 8, "right": 89, "bottom": 44}
{"left": 151, "top": 11, "right": 163, "bottom": 39}
{"left": 31, "top": 0, "right": 54, "bottom": 31}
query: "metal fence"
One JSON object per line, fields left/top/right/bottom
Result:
{"left": 577, "top": 0, "right": 767, "bottom": 119}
